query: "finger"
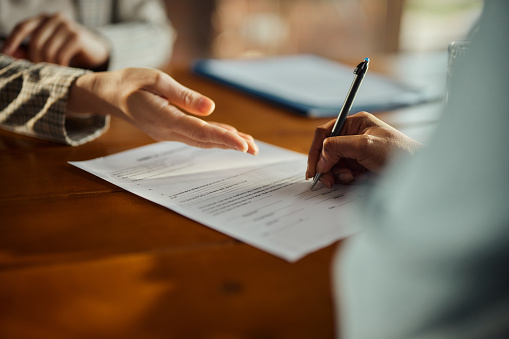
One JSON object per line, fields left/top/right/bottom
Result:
{"left": 41, "top": 22, "right": 70, "bottom": 64}
{"left": 208, "top": 122, "right": 257, "bottom": 153}
{"left": 317, "top": 134, "right": 383, "bottom": 174}
{"left": 236, "top": 131, "right": 255, "bottom": 142}
{"left": 341, "top": 111, "right": 386, "bottom": 136}
{"left": 2, "top": 17, "right": 44, "bottom": 55}
{"left": 241, "top": 136, "right": 258, "bottom": 155}
{"left": 55, "top": 33, "right": 79, "bottom": 66}
{"left": 316, "top": 135, "right": 362, "bottom": 174}
{"left": 157, "top": 131, "right": 239, "bottom": 150}
{"left": 319, "top": 171, "right": 335, "bottom": 189}
{"left": 156, "top": 103, "right": 249, "bottom": 152}
{"left": 208, "top": 121, "right": 238, "bottom": 132}
{"left": 12, "top": 48, "right": 28, "bottom": 59}
{"left": 179, "top": 116, "right": 249, "bottom": 152}
{"left": 136, "top": 90, "right": 231, "bottom": 146}
{"left": 162, "top": 129, "right": 259, "bottom": 155}
{"left": 29, "top": 16, "right": 61, "bottom": 63}
{"left": 306, "top": 119, "right": 335, "bottom": 179}
{"left": 48, "top": 20, "right": 80, "bottom": 66}
{"left": 149, "top": 73, "right": 216, "bottom": 116}
{"left": 128, "top": 88, "right": 252, "bottom": 154}
{"left": 332, "top": 166, "right": 355, "bottom": 184}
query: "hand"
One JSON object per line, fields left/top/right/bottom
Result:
{"left": 306, "top": 111, "right": 420, "bottom": 187}
{"left": 68, "top": 68, "right": 258, "bottom": 154}
{"left": 1, "top": 12, "right": 109, "bottom": 70}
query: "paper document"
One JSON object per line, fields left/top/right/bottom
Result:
{"left": 70, "top": 141, "right": 360, "bottom": 262}
{"left": 193, "top": 55, "right": 437, "bottom": 117}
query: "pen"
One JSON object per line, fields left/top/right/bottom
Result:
{"left": 311, "top": 57, "right": 370, "bottom": 190}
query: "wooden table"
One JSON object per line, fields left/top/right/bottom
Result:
{"left": 0, "top": 59, "right": 443, "bottom": 339}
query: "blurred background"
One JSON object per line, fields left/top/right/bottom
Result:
{"left": 164, "top": 0, "right": 483, "bottom": 65}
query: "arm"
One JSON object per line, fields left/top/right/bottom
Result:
{"left": 0, "top": 55, "right": 258, "bottom": 152}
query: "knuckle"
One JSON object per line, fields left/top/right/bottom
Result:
{"left": 152, "top": 70, "right": 164, "bottom": 86}
{"left": 322, "top": 138, "right": 333, "bottom": 152}
{"left": 66, "top": 25, "right": 79, "bottom": 36}
{"left": 13, "top": 22, "right": 26, "bottom": 33}
{"left": 314, "top": 126, "right": 328, "bottom": 138}
{"left": 365, "top": 112, "right": 378, "bottom": 123}
{"left": 138, "top": 69, "right": 163, "bottom": 88}
{"left": 51, "top": 12, "right": 65, "bottom": 21}
{"left": 358, "top": 135, "right": 374, "bottom": 151}
{"left": 190, "top": 125, "right": 208, "bottom": 141}
{"left": 180, "top": 89, "right": 195, "bottom": 107}
{"left": 321, "top": 139, "right": 335, "bottom": 162}
{"left": 351, "top": 111, "right": 369, "bottom": 122}
{"left": 68, "top": 33, "right": 79, "bottom": 45}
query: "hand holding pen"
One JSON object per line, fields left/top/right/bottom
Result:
{"left": 309, "top": 58, "right": 369, "bottom": 189}
{"left": 306, "top": 58, "right": 422, "bottom": 188}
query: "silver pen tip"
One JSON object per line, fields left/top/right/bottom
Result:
{"left": 310, "top": 174, "right": 321, "bottom": 190}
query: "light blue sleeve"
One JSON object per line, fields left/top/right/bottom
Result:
{"left": 335, "top": 1, "right": 509, "bottom": 338}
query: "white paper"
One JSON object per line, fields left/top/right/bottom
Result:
{"left": 70, "top": 141, "right": 360, "bottom": 262}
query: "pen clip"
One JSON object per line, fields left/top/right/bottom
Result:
{"left": 353, "top": 64, "right": 361, "bottom": 74}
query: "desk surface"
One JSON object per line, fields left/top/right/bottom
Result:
{"left": 0, "top": 60, "right": 443, "bottom": 339}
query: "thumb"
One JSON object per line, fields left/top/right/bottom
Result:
{"left": 149, "top": 72, "right": 215, "bottom": 116}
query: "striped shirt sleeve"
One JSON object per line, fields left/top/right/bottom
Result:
{"left": 0, "top": 55, "right": 109, "bottom": 146}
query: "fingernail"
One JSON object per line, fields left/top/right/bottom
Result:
{"left": 199, "top": 98, "right": 215, "bottom": 114}
{"left": 305, "top": 171, "right": 314, "bottom": 180}
{"left": 319, "top": 176, "right": 332, "bottom": 188}
{"left": 252, "top": 143, "right": 259, "bottom": 155}
{"left": 234, "top": 141, "right": 248, "bottom": 153}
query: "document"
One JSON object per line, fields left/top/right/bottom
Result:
{"left": 70, "top": 141, "right": 360, "bottom": 262}
{"left": 193, "top": 54, "right": 437, "bottom": 117}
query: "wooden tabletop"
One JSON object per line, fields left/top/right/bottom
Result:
{"left": 0, "top": 58, "right": 443, "bottom": 339}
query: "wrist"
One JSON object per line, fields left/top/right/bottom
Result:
{"left": 67, "top": 72, "right": 98, "bottom": 116}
